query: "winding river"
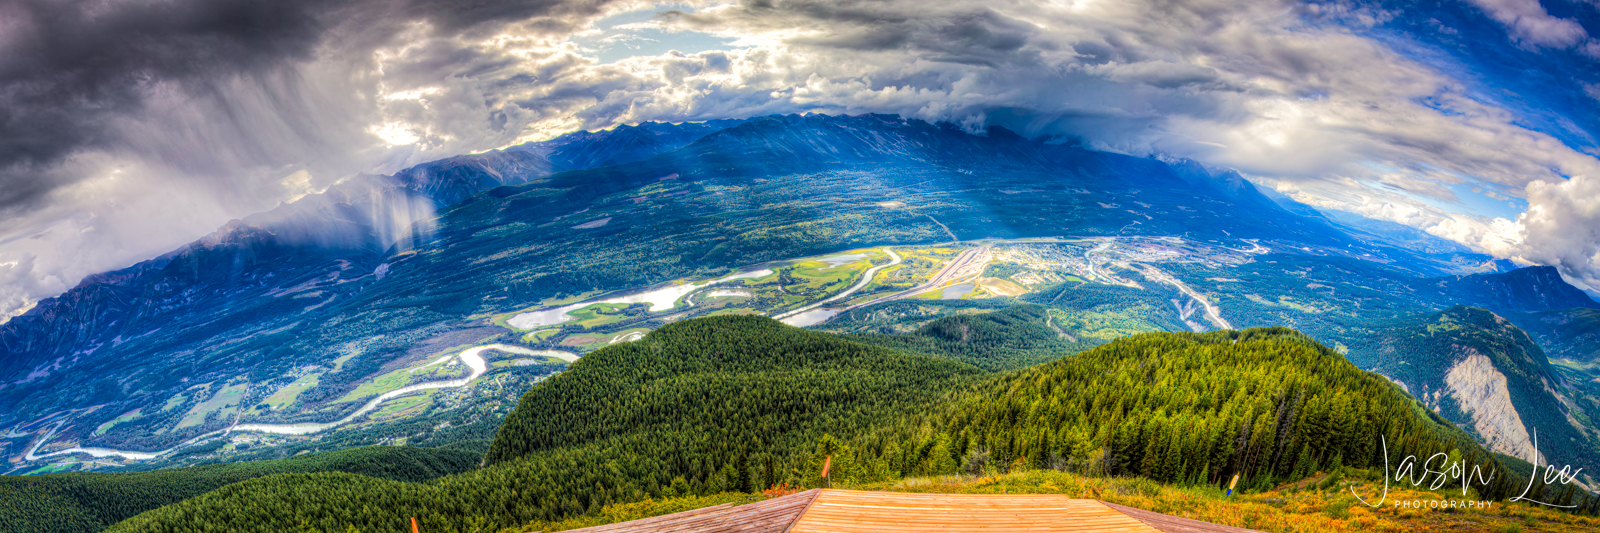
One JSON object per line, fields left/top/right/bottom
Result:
{"left": 23, "top": 344, "right": 577, "bottom": 460}
{"left": 507, "top": 269, "right": 774, "bottom": 329}
{"left": 777, "top": 247, "right": 902, "bottom": 327}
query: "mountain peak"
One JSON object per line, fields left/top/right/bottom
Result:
{"left": 1446, "top": 266, "right": 1599, "bottom": 311}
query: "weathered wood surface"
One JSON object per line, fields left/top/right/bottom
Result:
{"left": 1100, "top": 501, "right": 1267, "bottom": 533}
{"left": 558, "top": 489, "right": 1266, "bottom": 533}
{"left": 561, "top": 489, "right": 820, "bottom": 533}
{"left": 787, "top": 489, "right": 1159, "bottom": 533}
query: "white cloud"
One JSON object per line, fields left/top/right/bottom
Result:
{"left": 1462, "top": 0, "right": 1592, "bottom": 50}
{"left": 1514, "top": 174, "right": 1600, "bottom": 291}
{"left": 6, "top": 0, "right": 1600, "bottom": 320}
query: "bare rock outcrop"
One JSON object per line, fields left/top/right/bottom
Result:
{"left": 1444, "top": 348, "right": 1544, "bottom": 464}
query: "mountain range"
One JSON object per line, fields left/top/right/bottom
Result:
{"left": 2, "top": 114, "right": 1596, "bottom": 493}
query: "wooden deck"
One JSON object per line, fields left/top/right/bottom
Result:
{"left": 554, "top": 489, "right": 1264, "bottom": 533}
{"left": 1100, "top": 501, "right": 1264, "bottom": 533}
{"left": 561, "top": 490, "right": 820, "bottom": 533}
{"left": 786, "top": 490, "right": 1159, "bottom": 533}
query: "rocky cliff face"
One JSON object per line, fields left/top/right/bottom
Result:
{"left": 1443, "top": 347, "right": 1544, "bottom": 464}
{"left": 1348, "top": 306, "right": 1598, "bottom": 474}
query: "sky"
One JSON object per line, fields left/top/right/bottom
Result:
{"left": 2, "top": 0, "right": 1600, "bottom": 320}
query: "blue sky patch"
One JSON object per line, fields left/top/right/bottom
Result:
{"left": 573, "top": 4, "right": 740, "bottom": 64}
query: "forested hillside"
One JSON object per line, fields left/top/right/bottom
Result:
{"left": 1513, "top": 307, "right": 1600, "bottom": 362}
{"left": 838, "top": 304, "right": 1084, "bottom": 371}
{"left": 481, "top": 314, "right": 985, "bottom": 464}
{"left": 102, "top": 315, "right": 1523, "bottom": 533}
{"left": 861, "top": 328, "right": 1514, "bottom": 496}
{"left": 4, "top": 113, "right": 1371, "bottom": 463}
{"left": 110, "top": 315, "right": 984, "bottom": 533}
{"left": 0, "top": 446, "right": 477, "bottom": 533}
{"left": 1344, "top": 306, "right": 1600, "bottom": 474}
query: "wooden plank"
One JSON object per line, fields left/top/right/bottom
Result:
{"left": 558, "top": 489, "right": 1262, "bottom": 533}
{"left": 1099, "top": 501, "right": 1266, "bottom": 533}
{"left": 785, "top": 490, "right": 1161, "bottom": 533}
{"left": 562, "top": 490, "right": 818, "bottom": 533}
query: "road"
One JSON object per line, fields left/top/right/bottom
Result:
{"left": 847, "top": 244, "right": 992, "bottom": 310}
{"left": 775, "top": 247, "right": 902, "bottom": 321}
{"left": 232, "top": 344, "right": 573, "bottom": 435}
{"left": 921, "top": 214, "right": 959, "bottom": 242}
{"left": 1132, "top": 264, "right": 1232, "bottom": 330}
{"left": 22, "top": 344, "right": 578, "bottom": 460}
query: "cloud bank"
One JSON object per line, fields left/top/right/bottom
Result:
{"left": 4, "top": 0, "right": 1600, "bottom": 319}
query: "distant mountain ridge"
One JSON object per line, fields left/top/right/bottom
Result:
{"left": 96, "top": 318, "right": 1506, "bottom": 533}
{"left": 1513, "top": 308, "right": 1600, "bottom": 362}
{"left": 1433, "top": 267, "right": 1600, "bottom": 312}
{"left": 0, "top": 120, "right": 740, "bottom": 452}
{"left": 1, "top": 112, "right": 1590, "bottom": 469}
{"left": 514, "top": 119, "right": 747, "bottom": 170}
{"left": 1345, "top": 306, "right": 1599, "bottom": 476}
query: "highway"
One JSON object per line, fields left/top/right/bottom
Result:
{"left": 847, "top": 244, "right": 992, "bottom": 310}
{"left": 775, "top": 247, "right": 902, "bottom": 321}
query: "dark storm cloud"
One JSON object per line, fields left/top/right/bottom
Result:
{"left": 0, "top": 0, "right": 645, "bottom": 320}
{"left": 4, "top": 0, "right": 1600, "bottom": 315}
{"left": 0, "top": 0, "right": 623, "bottom": 214}
{"left": 0, "top": 0, "right": 330, "bottom": 208}
{"left": 666, "top": 2, "right": 1041, "bottom": 67}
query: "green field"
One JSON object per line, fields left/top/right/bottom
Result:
{"left": 521, "top": 329, "right": 562, "bottom": 343}
{"left": 337, "top": 359, "right": 465, "bottom": 403}
{"left": 93, "top": 410, "right": 143, "bottom": 436}
{"left": 159, "top": 392, "right": 187, "bottom": 412}
{"left": 329, "top": 352, "right": 358, "bottom": 372}
{"left": 261, "top": 373, "right": 320, "bottom": 410}
{"left": 787, "top": 254, "right": 878, "bottom": 289}
{"left": 174, "top": 383, "right": 249, "bottom": 430}
{"left": 371, "top": 392, "right": 434, "bottom": 419}
{"left": 566, "top": 303, "right": 642, "bottom": 328}
{"left": 492, "top": 290, "right": 612, "bottom": 329}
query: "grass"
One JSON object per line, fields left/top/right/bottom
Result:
{"left": 174, "top": 383, "right": 249, "bottom": 430}
{"left": 976, "top": 277, "right": 1028, "bottom": 297}
{"left": 26, "top": 463, "right": 77, "bottom": 475}
{"left": 93, "top": 409, "right": 143, "bottom": 436}
{"left": 336, "top": 342, "right": 491, "bottom": 403}
{"left": 566, "top": 303, "right": 636, "bottom": 328}
{"left": 600, "top": 328, "right": 651, "bottom": 345}
{"left": 863, "top": 264, "right": 911, "bottom": 288}
{"left": 788, "top": 259, "right": 870, "bottom": 290}
{"left": 869, "top": 470, "right": 1599, "bottom": 533}
{"left": 261, "top": 373, "right": 321, "bottom": 411}
{"left": 329, "top": 352, "right": 359, "bottom": 372}
{"left": 337, "top": 361, "right": 464, "bottom": 404}
{"left": 160, "top": 393, "right": 188, "bottom": 412}
{"left": 508, "top": 469, "right": 1600, "bottom": 533}
{"left": 544, "top": 328, "right": 656, "bottom": 352}
{"left": 336, "top": 370, "right": 415, "bottom": 403}
{"left": 521, "top": 329, "right": 561, "bottom": 343}
{"left": 489, "top": 290, "right": 611, "bottom": 329}
{"left": 709, "top": 308, "right": 764, "bottom": 316}
{"left": 371, "top": 392, "right": 432, "bottom": 419}
{"left": 1245, "top": 294, "right": 1275, "bottom": 306}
